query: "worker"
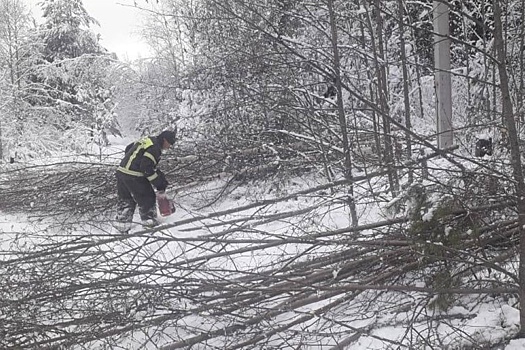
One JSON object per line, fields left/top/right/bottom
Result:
{"left": 114, "top": 130, "right": 175, "bottom": 232}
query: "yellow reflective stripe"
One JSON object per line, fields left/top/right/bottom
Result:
{"left": 144, "top": 151, "right": 157, "bottom": 165}
{"left": 124, "top": 137, "right": 154, "bottom": 170}
{"left": 147, "top": 173, "right": 158, "bottom": 182}
{"left": 117, "top": 167, "right": 144, "bottom": 177}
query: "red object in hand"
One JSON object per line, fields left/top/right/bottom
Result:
{"left": 157, "top": 192, "right": 175, "bottom": 217}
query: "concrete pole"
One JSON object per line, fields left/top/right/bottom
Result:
{"left": 0, "top": 120, "right": 3, "bottom": 160}
{"left": 433, "top": 1, "right": 454, "bottom": 149}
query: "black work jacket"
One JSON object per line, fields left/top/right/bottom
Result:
{"left": 117, "top": 136, "right": 168, "bottom": 190}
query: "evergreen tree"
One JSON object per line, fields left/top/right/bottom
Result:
{"left": 22, "top": 0, "right": 120, "bottom": 151}
{"left": 40, "top": 0, "right": 101, "bottom": 61}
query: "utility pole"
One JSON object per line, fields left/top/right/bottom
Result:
{"left": 433, "top": 1, "right": 453, "bottom": 149}
{"left": 0, "top": 120, "right": 3, "bottom": 160}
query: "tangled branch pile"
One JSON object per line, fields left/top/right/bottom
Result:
{"left": 0, "top": 150, "right": 520, "bottom": 349}
{"left": 0, "top": 162, "right": 117, "bottom": 217}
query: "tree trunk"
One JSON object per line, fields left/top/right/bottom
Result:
{"left": 396, "top": 0, "right": 413, "bottom": 183}
{"left": 493, "top": 0, "right": 525, "bottom": 337}
{"left": 327, "top": 0, "right": 358, "bottom": 227}
{"left": 358, "top": 17, "right": 382, "bottom": 163}
{"left": 368, "top": 0, "right": 399, "bottom": 196}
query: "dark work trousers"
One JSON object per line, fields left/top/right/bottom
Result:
{"left": 115, "top": 171, "right": 157, "bottom": 222}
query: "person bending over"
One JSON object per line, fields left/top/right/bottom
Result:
{"left": 114, "top": 130, "right": 175, "bottom": 232}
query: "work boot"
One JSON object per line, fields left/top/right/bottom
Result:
{"left": 114, "top": 220, "right": 132, "bottom": 233}
{"left": 141, "top": 218, "right": 159, "bottom": 228}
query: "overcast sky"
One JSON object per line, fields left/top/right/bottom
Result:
{"left": 26, "top": 0, "right": 151, "bottom": 61}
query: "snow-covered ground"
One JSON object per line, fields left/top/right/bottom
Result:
{"left": 0, "top": 136, "right": 522, "bottom": 349}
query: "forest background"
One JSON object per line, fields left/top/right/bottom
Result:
{"left": 2, "top": 0, "right": 525, "bottom": 348}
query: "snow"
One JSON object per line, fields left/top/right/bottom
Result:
{"left": 507, "top": 339, "right": 525, "bottom": 350}
{"left": 3, "top": 0, "right": 524, "bottom": 347}
{"left": 0, "top": 135, "right": 523, "bottom": 349}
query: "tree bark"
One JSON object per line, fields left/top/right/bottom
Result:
{"left": 366, "top": 0, "right": 399, "bottom": 196}
{"left": 396, "top": 0, "right": 413, "bottom": 183}
{"left": 493, "top": 0, "right": 525, "bottom": 337}
{"left": 327, "top": 0, "right": 359, "bottom": 227}
{"left": 374, "top": 0, "right": 399, "bottom": 196}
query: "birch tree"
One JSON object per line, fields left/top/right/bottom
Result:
{"left": 0, "top": 0, "right": 35, "bottom": 160}
{"left": 492, "top": 0, "right": 525, "bottom": 337}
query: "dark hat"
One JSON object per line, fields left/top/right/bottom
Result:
{"left": 158, "top": 130, "right": 176, "bottom": 145}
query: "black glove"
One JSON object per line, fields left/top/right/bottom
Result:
{"left": 152, "top": 170, "right": 169, "bottom": 191}
{"left": 156, "top": 182, "right": 168, "bottom": 192}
